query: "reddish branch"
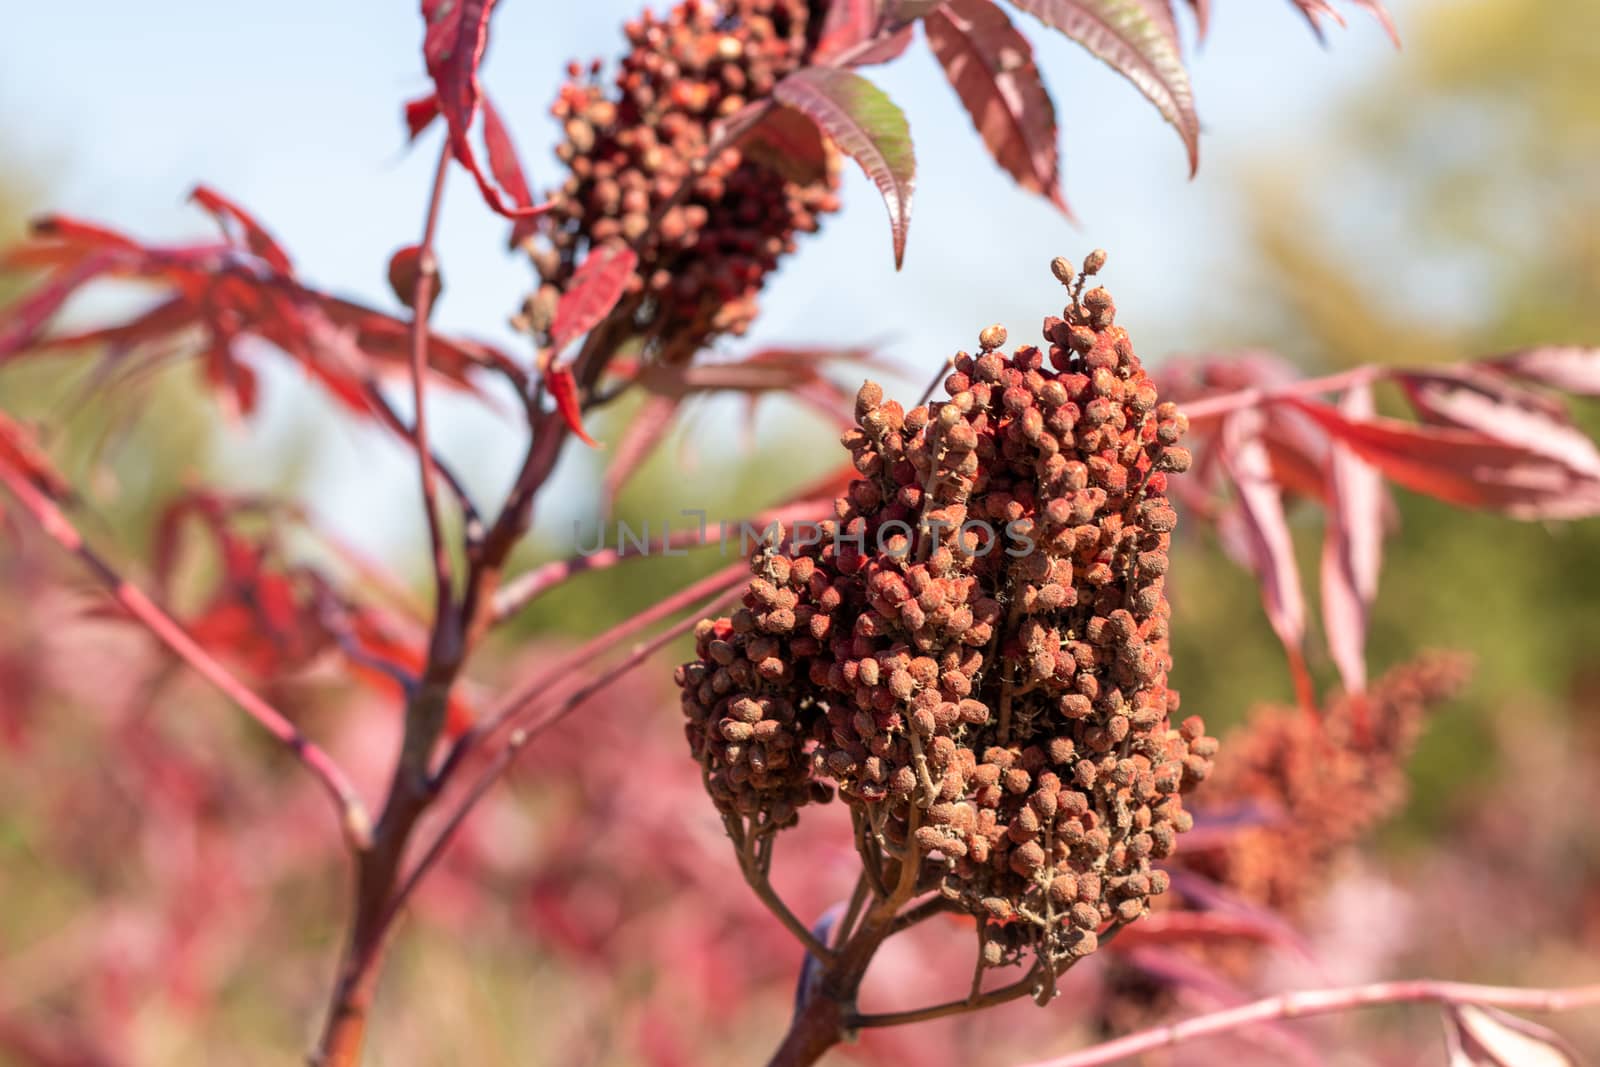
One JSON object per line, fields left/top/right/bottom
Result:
{"left": 1012, "top": 979, "right": 1600, "bottom": 1067}
{"left": 0, "top": 458, "right": 371, "bottom": 847}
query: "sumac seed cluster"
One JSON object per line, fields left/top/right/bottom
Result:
{"left": 678, "top": 256, "right": 1218, "bottom": 977}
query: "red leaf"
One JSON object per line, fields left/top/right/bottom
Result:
{"left": 549, "top": 244, "right": 638, "bottom": 353}
{"left": 1491, "top": 346, "right": 1600, "bottom": 396}
{"left": 188, "top": 185, "right": 295, "bottom": 275}
{"left": 420, "top": 0, "right": 549, "bottom": 224}
{"left": 0, "top": 252, "right": 119, "bottom": 360}
{"left": 481, "top": 94, "right": 541, "bottom": 246}
{"left": 774, "top": 67, "right": 915, "bottom": 268}
{"left": 547, "top": 364, "right": 598, "bottom": 448}
{"left": 1319, "top": 383, "right": 1383, "bottom": 694}
{"left": 1399, "top": 366, "right": 1600, "bottom": 480}
{"left": 1006, "top": 0, "right": 1199, "bottom": 174}
{"left": 925, "top": 0, "right": 1066, "bottom": 212}
{"left": 741, "top": 105, "right": 835, "bottom": 186}
{"left": 1288, "top": 0, "right": 1399, "bottom": 46}
{"left": 814, "top": 0, "right": 913, "bottom": 66}
{"left": 1285, "top": 396, "right": 1600, "bottom": 520}
{"left": 404, "top": 92, "right": 442, "bottom": 141}
{"left": 1445, "top": 1004, "right": 1583, "bottom": 1067}
{"left": 1219, "top": 413, "right": 1311, "bottom": 703}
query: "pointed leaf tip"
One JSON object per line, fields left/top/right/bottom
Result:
{"left": 547, "top": 364, "right": 599, "bottom": 448}
{"left": 926, "top": 0, "right": 1068, "bottom": 212}
{"left": 774, "top": 66, "right": 915, "bottom": 269}
{"left": 1006, "top": 0, "right": 1200, "bottom": 174}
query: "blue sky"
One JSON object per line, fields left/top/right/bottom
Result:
{"left": 0, "top": 1, "right": 1414, "bottom": 563}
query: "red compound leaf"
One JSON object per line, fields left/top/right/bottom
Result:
{"left": 548, "top": 244, "right": 638, "bottom": 354}
{"left": 775, "top": 66, "right": 915, "bottom": 268}
{"left": 926, "top": 0, "right": 1067, "bottom": 212}
{"left": 1006, "top": 0, "right": 1199, "bottom": 174}
{"left": 0, "top": 198, "right": 510, "bottom": 427}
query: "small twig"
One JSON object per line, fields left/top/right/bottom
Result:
{"left": 887, "top": 893, "right": 958, "bottom": 936}
{"left": 915, "top": 355, "right": 955, "bottom": 408}
{"left": 0, "top": 458, "right": 371, "bottom": 848}
{"left": 409, "top": 144, "right": 456, "bottom": 616}
{"left": 848, "top": 962, "right": 1045, "bottom": 1029}
{"left": 1179, "top": 364, "right": 1383, "bottom": 423}
{"left": 738, "top": 822, "right": 836, "bottom": 963}
{"left": 380, "top": 582, "right": 741, "bottom": 930}
{"left": 441, "top": 560, "right": 749, "bottom": 778}
{"left": 1010, "top": 979, "right": 1600, "bottom": 1067}
{"left": 836, "top": 875, "right": 870, "bottom": 950}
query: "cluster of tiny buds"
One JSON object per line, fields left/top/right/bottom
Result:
{"left": 519, "top": 0, "right": 839, "bottom": 362}
{"left": 679, "top": 254, "right": 1216, "bottom": 982}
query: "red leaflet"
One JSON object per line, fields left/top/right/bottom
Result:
{"left": 1288, "top": 0, "right": 1399, "bottom": 47}
{"left": 548, "top": 244, "right": 638, "bottom": 354}
{"left": 481, "top": 94, "right": 540, "bottom": 246}
{"left": 0, "top": 197, "right": 513, "bottom": 426}
{"left": 740, "top": 105, "right": 835, "bottom": 186}
{"left": 1319, "top": 384, "right": 1384, "bottom": 694}
{"left": 1007, "top": 0, "right": 1200, "bottom": 175}
{"left": 1285, "top": 396, "right": 1600, "bottom": 520}
{"left": 419, "top": 0, "right": 548, "bottom": 223}
{"left": 404, "top": 92, "right": 442, "bottom": 141}
{"left": 0, "top": 251, "right": 118, "bottom": 359}
{"left": 189, "top": 184, "right": 295, "bottom": 275}
{"left": 1492, "top": 345, "right": 1600, "bottom": 396}
{"left": 1219, "top": 412, "right": 1311, "bottom": 706}
{"left": 925, "top": 0, "right": 1068, "bottom": 213}
{"left": 1445, "top": 1004, "right": 1585, "bottom": 1067}
{"left": 0, "top": 409, "right": 71, "bottom": 500}
{"left": 774, "top": 67, "right": 915, "bottom": 268}
{"left": 1399, "top": 366, "right": 1600, "bottom": 479}
{"left": 547, "top": 364, "right": 598, "bottom": 448}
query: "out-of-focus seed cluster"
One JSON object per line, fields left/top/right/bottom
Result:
{"left": 678, "top": 255, "right": 1217, "bottom": 978}
{"left": 1181, "top": 652, "right": 1471, "bottom": 911}
{"left": 524, "top": 0, "right": 840, "bottom": 362}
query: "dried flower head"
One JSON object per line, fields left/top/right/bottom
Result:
{"left": 679, "top": 256, "right": 1214, "bottom": 979}
{"left": 529, "top": 0, "right": 840, "bottom": 362}
{"left": 1182, "top": 652, "right": 1472, "bottom": 911}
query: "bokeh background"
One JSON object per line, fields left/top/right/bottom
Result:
{"left": 2, "top": 0, "right": 1598, "bottom": 1063}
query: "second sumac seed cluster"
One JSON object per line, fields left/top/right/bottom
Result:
{"left": 528, "top": 0, "right": 840, "bottom": 362}
{"left": 679, "top": 258, "right": 1218, "bottom": 975}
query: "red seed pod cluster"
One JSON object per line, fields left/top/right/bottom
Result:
{"left": 526, "top": 0, "right": 840, "bottom": 362}
{"left": 1180, "top": 652, "right": 1472, "bottom": 911}
{"left": 678, "top": 256, "right": 1217, "bottom": 976}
